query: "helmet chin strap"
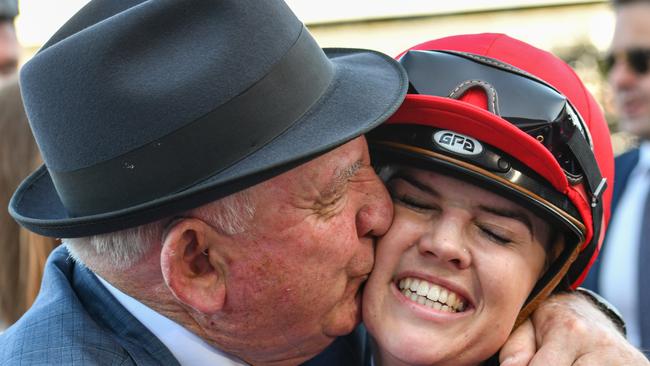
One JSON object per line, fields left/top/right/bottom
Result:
{"left": 514, "top": 237, "right": 581, "bottom": 329}
{"left": 562, "top": 121, "right": 607, "bottom": 285}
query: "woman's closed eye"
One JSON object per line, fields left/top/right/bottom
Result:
{"left": 476, "top": 223, "right": 512, "bottom": 245}
{"left": 393, "top": 193, "right": 438, "bottom": 212}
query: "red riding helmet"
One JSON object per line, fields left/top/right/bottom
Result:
{"left": 367, "top": 33, "right": 614, "bottom": 322}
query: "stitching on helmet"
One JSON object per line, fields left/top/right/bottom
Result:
{"left": 448, "top": 79, "right": 498, "bottom": 114}
{"left": 454, "top": 51, "right": 539, "bottom": 80}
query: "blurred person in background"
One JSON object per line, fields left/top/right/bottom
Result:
{"left": 0, "top": 75, "right": 58, "bottom": 330}
{"left": 0, "top": 0, "right": 19, "bottom": 79}
{"left": 584, "top": 0, "right": 650, "bottom": 358}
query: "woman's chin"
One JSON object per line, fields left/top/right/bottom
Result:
{"left": 376, "top": 333, "right": 450, "bottom": 365}
{"left": 372, "top": 328, "right": 495, "bottom": 366}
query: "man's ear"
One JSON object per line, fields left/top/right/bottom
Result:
{"left": 160, "top": 218, "right": 227, "bottom": 315}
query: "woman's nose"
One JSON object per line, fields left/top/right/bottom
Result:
{"left": 416, "top": 218, "right": 471, "bottom": 269}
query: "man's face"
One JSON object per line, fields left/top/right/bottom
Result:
{"left": 0, "top": 21, "right": 19, "bottom": 80}
{"left": 205, "top": 136, "right": 393, "bottom": 364}
{"left": 363, "top": 168, "right": 550, "bottom": 366}
{"left": 609, "top": 2, "right": 650, "bottom": 140}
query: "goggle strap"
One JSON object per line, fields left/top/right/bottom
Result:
{"left": 515, "top": 239, "right": 581, "bottom": 328}
{"left": 567, "top": 192, "right": 603, "bottom": 285}
{"left": 565, "top": 130, "right": 606, "bottom": 206}
{"left": 565, "top": 129, "right": 605, "bottom": 261}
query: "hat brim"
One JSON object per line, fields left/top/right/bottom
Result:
{"left": 10, "top": 48, "right": 408, "bottom": 238}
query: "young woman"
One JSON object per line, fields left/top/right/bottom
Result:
{"left": 362, "top": 33, "right": 614, "bottom": 366}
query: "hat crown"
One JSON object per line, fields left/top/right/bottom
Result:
{"left": 21, "top": 0, "right": 303, "bottom": 173}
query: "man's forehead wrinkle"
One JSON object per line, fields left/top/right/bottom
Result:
{"left": 280, "top": 159, "right": 363, "bottom": 208}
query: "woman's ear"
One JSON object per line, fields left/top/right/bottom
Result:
{"left": 539, "top": 232, "right": 569, "bottom": 281}
{"left": 160, "top": 218, "right": 227, "bottom": 315}
{"left": 546, "top": 233, "right": 566, "bottom": 270}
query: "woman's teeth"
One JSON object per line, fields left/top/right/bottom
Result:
{"left": 398, "top": 277, "right": 466, "bottom": 312}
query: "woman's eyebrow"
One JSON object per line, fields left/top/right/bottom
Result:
{"left": 393, "top": 174, "right": 441, "bottom": 198}
{"left": 478, "top": 205, "right": 534, "bottom": 237}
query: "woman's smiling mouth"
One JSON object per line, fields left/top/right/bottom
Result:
{"left": 397, "top": 277, "right": 467, "bottom": 312}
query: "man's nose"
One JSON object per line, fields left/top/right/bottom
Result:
{"left": 355, "top": 170, "right": 393, "bottom": 238}
{"left": 609, "top": 58, "right": 639, "bottom": 91}
{"left": 416, "top": 218, "right": 471, "bottom": 270}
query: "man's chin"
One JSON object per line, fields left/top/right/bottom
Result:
{"left": 323, "top": 292, "right": 363, "bottom": 337}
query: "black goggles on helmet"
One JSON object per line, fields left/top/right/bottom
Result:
{"left": 399, "top": 50, "right": 607, "bottom": 212}
{"left": 600, "top": 48, "right": 650, "bottom": 75}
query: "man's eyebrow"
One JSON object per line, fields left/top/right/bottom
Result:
{"left": 323, "top": 159, "right": 364, "bottom": 196}
{"left": 479, "top": 205, "right": 534, "bottom": 237}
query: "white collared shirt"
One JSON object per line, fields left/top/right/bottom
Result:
{"left": 600, "top": 142, "right": 650, "bottom": 347}
{"left": 95, "top": 275, "right": 249, "bottom": 366}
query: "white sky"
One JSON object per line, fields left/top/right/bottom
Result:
{"left": 286, "top": 0, "right": 604, "bottom": 24}
{"left": 15, "top": 0, "right": 607, "bottom": 48}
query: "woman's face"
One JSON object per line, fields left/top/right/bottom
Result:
{"left": 363, "top": 167, "right": 551, "bottom": 366}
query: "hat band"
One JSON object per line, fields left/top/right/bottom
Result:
{"left": 49, "top": 26, "right": 334, "bottom": 216}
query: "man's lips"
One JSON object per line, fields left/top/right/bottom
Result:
{"left": 350, "top": 274, "right": 369, "bottom": 295}
{"left": 618, "top": 96, "right": 648, "bottom": 118}
{"left": 623, "top": 101, "right": 644, "bottom": 116}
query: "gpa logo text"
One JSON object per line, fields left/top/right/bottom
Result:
{"left": 433, "top": 130, "right": 483, "bottom": 156}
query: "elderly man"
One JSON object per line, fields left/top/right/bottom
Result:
{"left": 1, "top": 0, "right": 646, "bottom": 365}
{"left": 0, "top": 0, "right": 19, "bottom": 79}
{"left": 584, "top": 0, "right": 650, "bottom": 357}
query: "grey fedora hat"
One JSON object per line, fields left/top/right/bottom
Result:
{"left": 10, "top": 0, "right": 407, "bottom": 238}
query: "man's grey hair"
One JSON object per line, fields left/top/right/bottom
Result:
{"left": 65, "top": 190, "right": 255, "bottom": 272}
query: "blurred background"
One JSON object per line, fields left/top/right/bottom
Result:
{"left": 12, "top": 0, "right": 630, "bottom": 151}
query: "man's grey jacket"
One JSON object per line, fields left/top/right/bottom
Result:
{"left": 0, "top": 246, "right": 368, "bottom": 365}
